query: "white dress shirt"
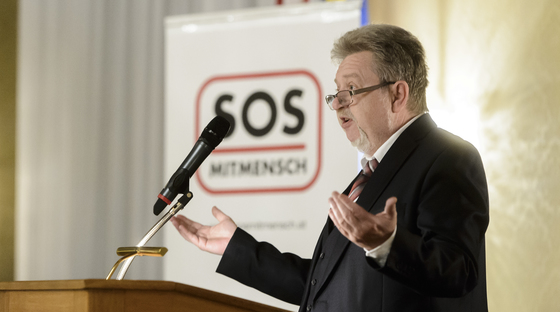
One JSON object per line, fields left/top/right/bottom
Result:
{"left": 360, "top": 114, "right": 423, "bottom": 267}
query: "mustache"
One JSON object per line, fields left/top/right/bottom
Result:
{"left": 337, "top": 108, "right": 355, "bottom": 120}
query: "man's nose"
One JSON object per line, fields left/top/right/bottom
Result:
{"left": 331, "top": 97, "right": 344, "bottom": 110}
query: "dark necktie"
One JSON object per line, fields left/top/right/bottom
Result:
{"left": 348, "top": 159, "right": 378, "bottom": 202}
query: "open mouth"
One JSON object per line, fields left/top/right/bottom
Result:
{"left": 339, "top": 115, "right": 352, "bottom": 127}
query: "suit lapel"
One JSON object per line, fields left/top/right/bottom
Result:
{"left": 312, "top": 114, "right": 437, "bottom": 300}
{"left": 357, "top": 114, "right": 436, "bottom": 213}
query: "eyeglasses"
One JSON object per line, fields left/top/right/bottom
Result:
{"left": 325, "top": 81, "right": 395, "bottom": 110}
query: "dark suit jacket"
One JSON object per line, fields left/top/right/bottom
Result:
{"left": 217, "top": 114, "right": 489, "bottom": 312}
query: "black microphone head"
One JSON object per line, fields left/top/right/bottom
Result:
{"left": 201, "top": 115, "right": 230, "bottom": 148}
{"left": 153, "top": 198, "right": 168, "bottom": 215}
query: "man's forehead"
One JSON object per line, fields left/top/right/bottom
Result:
{"left": 341, "top": 73, "right": 361, "bottom": 79}
{"left": 334, "top": 71, "right": 379, "bottom": 86}
{"left": 334, "top": 72, "right": 360, "bottom": 82}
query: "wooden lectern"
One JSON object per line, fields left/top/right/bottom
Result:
{"left": 0, "top": 279, "right": 292, "bottom": 312}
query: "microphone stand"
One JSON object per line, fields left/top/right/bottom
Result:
{"left": 108, "top": 191, "right": 193, "bottom": 280}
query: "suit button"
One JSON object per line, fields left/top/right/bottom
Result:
{"left": 311, "top": 279, "right": 317, "bottom": 286}
{"left": 319, "top": 252, "right": 325, "bottom": 259}
{"left": 306, "top": 305, "right": 312, "bottom": 311}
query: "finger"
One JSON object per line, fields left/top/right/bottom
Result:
{"left": 171, "top": 216, "right": 191, "bottom": 231}
{"left": 383, "top": 197, "right": 398, "bottom": 219}
{"left": 211, "top": 206, "right": 230, "bottom": 222}
{"left": 170, "top": 217, "right": 181, "bottom": 230}
{"left": 328, "top": 206, "right": 337, "bottom": 228}
{"left": 184, "top": 230, "right": 205, "bottom": 247}
{"left": 330, "top": 192, "right": 348, "bottom": 209}
{"left": 331, "top": 192, "right": 359, "bottom": 222}
{"left": 330, "top": 192, "right": 347, "bottom": 213}
{"left": 328, "top": 207, "right": 348, "bottom": 237}
{"left": 333, "top": 192, "right": 355, "bottom": 210}
{"left": 173, "top": 214, "right": 203, "bottom": 232}
{"left": 173, "top": 215, "right": 214, "bottom": 242}
{"left": 329, "top": 195, "right": 354, "bottom": 237}
{"left": 328, "top": 196, "right": 342, "bottom": 223}
{"left": 171, "top": 218, "right": 199, "bottom": 243}
{"left": 328, "top": 195, "right": 337, "bottom": 212}
{"left": 173, "top": 214, "right": 192, "bottom": 225}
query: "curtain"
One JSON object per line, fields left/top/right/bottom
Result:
{"left": 15, "top": 0, "right": 279, "bottom": 281}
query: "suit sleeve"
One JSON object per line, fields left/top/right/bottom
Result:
{"left": 372, "top": 142, "right": 489, "bottom": 297}
{"left": 216, "top": 227, "right": 311, "bottom": 305}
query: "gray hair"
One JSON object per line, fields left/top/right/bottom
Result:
{"left": 331, "top": 24, "right": 429, "bottom": 114}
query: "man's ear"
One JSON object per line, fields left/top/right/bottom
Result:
{"left": 390, "top": 81, "right": 409, "bottom": 113}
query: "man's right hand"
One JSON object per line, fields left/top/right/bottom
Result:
{"left": 170, "top": 206, "right": 237, "bottom": 255}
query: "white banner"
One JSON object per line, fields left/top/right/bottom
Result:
{"left": 163, "top": 2, "right": 361, "bottom": 309}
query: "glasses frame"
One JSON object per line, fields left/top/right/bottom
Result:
{"left": 325, "top": 81, "right": 396, "bottom": 110}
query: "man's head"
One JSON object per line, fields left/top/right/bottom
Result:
{"left": 331, "top": 24, "right": 429, "bottom": 114}
{"left": 329, "top": 24, "right": 429, "bottom": 156}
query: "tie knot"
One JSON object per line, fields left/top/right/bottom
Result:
{"left": 362, "top": 158, "right": 378, "bottom": 176}
{"left": 348, "top": 158, "right": 378, "bottom": 202}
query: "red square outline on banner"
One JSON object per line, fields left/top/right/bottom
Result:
{"left": 195, "top": 70, "right": 323, "bottom": 194}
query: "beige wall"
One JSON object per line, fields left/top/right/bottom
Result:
{"left": 0, "top": 0, "right": 17, "bottom": 282}
{"left": 370, "top": 0, "right": 560, "bottom": 311}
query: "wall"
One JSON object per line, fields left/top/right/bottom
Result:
{"left": 371, "top": 0, "right": 560, "bottom": 310}
{"left": 0, "top": 0, "right": 17, "bottom": 282}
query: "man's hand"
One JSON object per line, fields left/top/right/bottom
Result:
{"left": 328, "top": 192, "right": 397, "bottom": 250}
{"left": 170, "top": 206, "right": 237, "bottom": 255}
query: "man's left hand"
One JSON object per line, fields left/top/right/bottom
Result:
{"left": 328, "top": 192, "right": 397, "bottom": 250}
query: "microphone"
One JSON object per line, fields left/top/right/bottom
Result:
{"left": 153, "top": 115, "right": 230, "bottom": 215}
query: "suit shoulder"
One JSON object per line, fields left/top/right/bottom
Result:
{"left": 428, "top": 127, "right": 480, "bottom": 155}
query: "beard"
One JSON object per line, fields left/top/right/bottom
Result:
{"left": 338, "top": 108, "right": 375, "bottom": 155}
{"left": 350, "top": 126, "right": 373, "bottom": 155}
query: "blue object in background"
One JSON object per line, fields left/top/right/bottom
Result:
{"left": 361, "top": 0, "right": 369, "bottom": 26}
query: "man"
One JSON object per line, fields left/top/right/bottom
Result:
{"left": 171, "top": 24, "right": 489, "bottom": 312}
